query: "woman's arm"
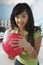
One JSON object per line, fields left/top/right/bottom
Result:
{"left": 26, "top": 36, "right": 41, "bottom": 59}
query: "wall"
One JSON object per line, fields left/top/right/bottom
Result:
{"left": 0, "top": 5, "right": 14, "bottom": 20}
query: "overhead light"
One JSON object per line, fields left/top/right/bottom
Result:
{"left": 0, "top": 0, "right": 36, "bottom": 5}
{"left": 0, "top": 0, "right": 13, "bottom": 4}
{"left": 12, "top": 0, "right": 35, "bottom": 6}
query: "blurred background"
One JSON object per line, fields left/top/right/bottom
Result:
{"left": 0, "top": 0, "right": 43, "bottom": 65}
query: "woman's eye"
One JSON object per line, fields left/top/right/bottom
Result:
{"left": 23, "top": 15, "right": 25, "bottom": 18}
{"left": 15, "top": 16, "right": 19, "bottom": 19}
{"left": 16, "top": 16, "right": 19, "bottom": 19}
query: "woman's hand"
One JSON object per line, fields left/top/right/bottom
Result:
{"left": 8, "top": 55, "right": 15, "bottom": 60}
{"left": 10, "top": 36, "right": 29, "bottom": 50}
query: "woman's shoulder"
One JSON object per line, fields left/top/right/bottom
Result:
{"left": 5, "top": 29, "right": 11, "bottom": 34}
{"left": 34, "top": 26, "right": 41, "bottom": 33}
{"left": 34, "top": 26, "right": 41, "bottom": 39}
{"left": 4, "top": 29, "right": 11, "bottom": 38}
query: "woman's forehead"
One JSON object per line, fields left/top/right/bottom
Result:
{"left": 16, "top": 11, "right": 28, "bottom": 16}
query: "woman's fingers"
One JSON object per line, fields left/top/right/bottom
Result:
{"left": 10, "top": 37, "right": 24, "bottom": 48}
{"left": 11, "top": 38, "right": 19, "bottom": 41}
{"left": 11, "top": 43, "right": 19, "bottom": 47}
{"left": 14, "top": 46, "right": 23, "bottom": 50}
{"left": 10, "top": 37, "right": 23, "bottom": 44}
{"left": 8, "top": 55, "right": 15, "bottom": 60}
{"left": 11, "top": 35, "right": 23, "bottom": 40}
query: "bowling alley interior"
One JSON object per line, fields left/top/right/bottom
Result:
{"left": 0, "top": 0, "right": 43, "bottom": 65}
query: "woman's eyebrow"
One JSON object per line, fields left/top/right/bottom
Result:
{"left": 22, "top": 13, "right": 27, "bottom": 15}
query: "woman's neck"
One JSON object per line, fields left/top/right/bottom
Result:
{"left": 19, "top": 27, "right": 25, "bottom": 32}
{"left": 19, "top": 27, "right": 26, "bottom": 37}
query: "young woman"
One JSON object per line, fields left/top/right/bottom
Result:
{"left": 4, "top": 3, "right": 41, "bottom": 65}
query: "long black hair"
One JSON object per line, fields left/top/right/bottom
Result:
{"left": 10, "top": 3, "right": 41, "bottom": 47}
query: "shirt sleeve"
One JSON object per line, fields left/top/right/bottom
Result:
{"left": 34, "top": 30, "right": 41, "bottom": 40}
{"left": 4, "top": 29, "right": 10, "bottom": 38}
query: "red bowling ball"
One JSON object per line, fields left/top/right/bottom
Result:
{"left": 2, "top": 33, "right": 24, "bottom": 57}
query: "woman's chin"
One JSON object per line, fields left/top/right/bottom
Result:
{"left": 18, "top": 25, "right": 24, "bottom": 28}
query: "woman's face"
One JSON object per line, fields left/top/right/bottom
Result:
{"left": 15, "top": 11, "right": 29, "bottom": 28}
